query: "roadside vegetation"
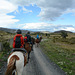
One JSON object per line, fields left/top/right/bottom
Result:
{"left": 0, "top": 31, "right": 14, "bottom": 69}
{"left": 40, "top": 32, "right": 75, "bottom": 75}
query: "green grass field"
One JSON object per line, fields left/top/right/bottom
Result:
{"left": 40, "top": 37, "right": 75, "bottom": 75}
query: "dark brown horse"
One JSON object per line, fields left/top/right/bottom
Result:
{"left": 40, "top": 36, "right": 42, "bottom": 42}
{"left": 31, "top": 37, "right": 35, "bottom": 45}
{"left": 35, "top": 37, "right": 42, "bottom": 47}
{"left": 24, "top": 42, "right": 31, "bottom": 62}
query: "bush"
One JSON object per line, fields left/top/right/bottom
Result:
{"left": 61, "top": 31, "right": 68, "bottom": 38}
{"left": 69, "top": 37, "right": 75, "bottom": 44}
{"left": 3, "top": 42, "right": 10, "bottom": 50}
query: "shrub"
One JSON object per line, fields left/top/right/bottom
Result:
{"left": 69, "top": 37, "right": 75, "bottom": 44}
{"left": 3, "top": 42, "right": 10, "bottom": 50}
{"left": 61, "top": 31, "right": 68, "bottom": 38}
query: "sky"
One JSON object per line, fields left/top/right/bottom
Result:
{"left": 0, "top": 0, "right": 75, "bottom": 32}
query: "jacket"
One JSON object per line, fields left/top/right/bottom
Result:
{"left": 13, "top": 34, "right": 24, "bottom": 48}
{"left": 25, "top": 34, "right": 31, "bottom": 42}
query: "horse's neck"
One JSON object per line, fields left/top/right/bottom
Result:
{"left": 25, "top": 42, "right": 30, "bottom": 47}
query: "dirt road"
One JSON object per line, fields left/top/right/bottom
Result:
{"left": 22, "top": 45, "right": 66, "bottom": 75}
{"left": 0, "top": 44, "right": 66, "bottom": 75}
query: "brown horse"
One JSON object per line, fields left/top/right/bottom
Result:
{"left": 31, "top": 37, "right": 35, "bottom": 45}
{"left": 5, "top": 49, "right": 27, "bottom": 75}
{"left": 24, "top": 42, "right": 31, "bottom": 62}
{"left": 35, "top": 36, "right": 42, "bottom": 47}
{"left": 40, "top": 36, "right": 42, "bottom": 42}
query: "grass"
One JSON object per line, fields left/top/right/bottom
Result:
{"left": 40, "top": 38, "right": 75, "bottom": 75}
{"left": 0, "top": 50, "right": 9, "bottom": 68}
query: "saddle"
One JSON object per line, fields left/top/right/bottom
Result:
{"left": 11, "top": 48, "right": 27, "bottom": 66}
{"left": 25, "top": 42, "right": 32, "bottom": 47}
{"left": 11, "top": 48, "right": 27, "bottom": 53}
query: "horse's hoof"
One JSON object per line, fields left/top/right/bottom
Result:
{"left": 32, "top": 49, "right": 33, "bottom": 51}
{"left": 27, "top": 61, "right": 28, "bottom": 63}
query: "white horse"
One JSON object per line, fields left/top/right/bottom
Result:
{"left": 5, "top": 51, "right": 27, "bottom": 75}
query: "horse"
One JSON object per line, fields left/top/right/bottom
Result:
{"left": 5, "top": 49, "right": 27, "bottom": 75}
{"left": 40, "top": 36, "right": 42, "bottom": 42}
{"left": 35, "top": 36, "right": 42, "bottom": 47}
{"left": 24, "top": 42, "right": 32, "bottom": 62}
{"left": 31, "top": 37, "right": 35, "bottom": 45}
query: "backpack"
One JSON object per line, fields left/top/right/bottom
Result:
{"left": 24, "top": 36, "right": 28, "bottom": 42}
{"left": 15, "top": 36, "right": 21, "bottom": 48}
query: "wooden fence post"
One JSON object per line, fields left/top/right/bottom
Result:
{"left": 0, "top": 42, "right": 3, "bottom": 51}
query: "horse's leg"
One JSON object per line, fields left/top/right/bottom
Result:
{"left": 16, "top": 59, "right": 24, "bottom": 75}
{"left": 28, "top": 51, "right": 30, "bottom": 60}
{"left": 12, "top": 70, "right": 17, "bottom": 75}
{"left": 17, "top": 65, "right": 23, "bottom": 75}
{"left": 15, "top": 71, "right": 18, "bottom": 75}
{"left": 37, "top": 43, "right": 38, "bottom": 47}
{"left": 17, "top": 70, "right": 23, "bottom": 75}
{"left": 35, "top": 43, "right": 36, "bottom": 47}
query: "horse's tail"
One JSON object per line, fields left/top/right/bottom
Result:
{"left": 5, "top": 56, "right": 16, "bottom": 75}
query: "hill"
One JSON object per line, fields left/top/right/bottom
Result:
{"left": 54, "top": 30, "right": 73, "bottom": 33}
{"left": 0, "top": 27, "right": 28, "bottom": 33}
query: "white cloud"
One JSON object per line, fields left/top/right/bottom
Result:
{"left": 0, "top": 0, "right": 19, "bottom": 27}
{"left": 61, "top": 27, "right": 75, "bottom": 32}
{"left": 22, "top": 7, "right": 32, "bottom": 13}
{"left": 0, "top": 0, "right": 18, "bottom": 14}
{"left": 18, "top": 23, "right": 52, "bottom": 30}
{"left": 2, "top": 0, "right": 74, "bottom": 22}
{"left": 8, "top": 0, "right": 75, "bottom": 21}
{"left": 0, "top": 14, "right": 19, "bottom": 27}
{"left": 17, "top": 22, "right": 75, "bottom": 32}
{"left": 53, "top": 25, "right": 75, "bottom": 32}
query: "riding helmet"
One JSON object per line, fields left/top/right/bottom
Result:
{"left": 16, "top": 29, "right": 22, "bottom": 34}
{"left": 27, "top": 31, "right": 30, "bottom": 34}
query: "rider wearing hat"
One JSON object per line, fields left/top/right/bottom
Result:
{"left": 13, "top": 29, "right": 24, "bottom": 48}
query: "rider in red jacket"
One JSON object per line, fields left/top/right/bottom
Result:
{"left": 13, "top": 29, "right": 24, "bottom": 48}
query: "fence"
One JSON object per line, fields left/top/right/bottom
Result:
{"left": 0, "top": 42, "right": 3, "bottom": 51}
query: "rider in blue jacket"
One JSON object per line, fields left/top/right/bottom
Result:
{"left": 36, "top": 34, "right": 39, "bottom": 39}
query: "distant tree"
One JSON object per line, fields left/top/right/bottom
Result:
{"left": 61, "top": 31, "right": 68, "bottom": 38}
{"left": 46, "top": 33, "right": 47, "bottom": 36}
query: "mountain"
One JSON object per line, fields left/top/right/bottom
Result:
{"left": 54, "top": 30, "right": 73, "bottom": 33}
{"left": 0, "top": 27, "right": 28, "bottom": 33}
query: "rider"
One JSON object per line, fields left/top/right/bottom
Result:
{"left": 25, "top": 31, "right": 33, "bottom": 51}
{"left": 13, "top": 29, "right": 24, "bottom": 48}
{"left": 36, "top": 34, "right": 39, "bottom": 39}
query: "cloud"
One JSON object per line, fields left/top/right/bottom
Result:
{"left": 0, "top": 0, "right": 19, "bottom": 27}
{"left": 0, "top": 0, "right": 18, "bottom": 14}
{"left": 18, "top": 22, "right": 75, "bottom": 32}
{"left": 8, "top": 0, "right": 75, "bottom": 21}
{"left": 36, "top": 0, "right": 75, "bottom": 21}
{"left": 53, "top": 25, "right": 75, "bottom": 32}
{"left": 8, "top": 0, "right": 35, "bottom": 6}
{"left": 61, "top": 27, "right": 75, "bottom": 31}
{"left": 18, "top": 23, "right": 53, "bottom": 31}
{"left": 22, "top": 7, "right": 32, "bottom": 13}
{"left": 0, "top": 14, "right": 19, "bottom": 27}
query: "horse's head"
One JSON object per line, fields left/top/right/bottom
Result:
{"left": 24, "top": 42, "right": 31, "bottom": 52}
{"left": 35, "top": 39, "right": 40, "bottom": 43}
